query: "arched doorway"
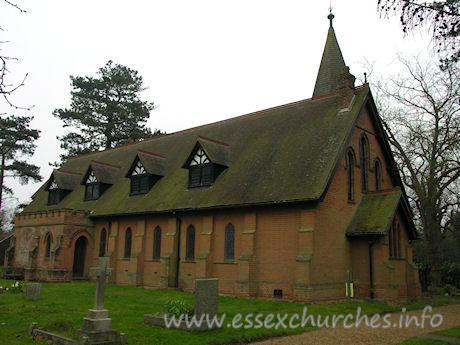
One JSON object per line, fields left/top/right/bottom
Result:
{"left": 73, "top": 236, "right": 87, "bottom": 277}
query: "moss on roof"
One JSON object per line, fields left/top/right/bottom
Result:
{"left": 346, "top": 189, "right": 402, "bottom": 237}
{"left": 24, "top": 86, "right": 370, "bottom": 217}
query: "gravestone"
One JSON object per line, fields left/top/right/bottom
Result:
{"left": 194, "top": 278, "right": 218, "bottom": 318}
{"left": 75, "top": 257, "right": 126, "bottom": 344}
{"left": 25, "top": 283, "right": 41, "bottom": 301}
{"left": 144, "top": 278, "right": 220, "bottom": 331}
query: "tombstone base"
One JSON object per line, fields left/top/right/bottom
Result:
{"left": 75, "top": 309, "right": 125, "bottom": 345}
{"left": 75, "top": 328, "right": 119, "bottom": 344}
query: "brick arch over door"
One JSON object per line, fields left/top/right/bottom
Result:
{"left": 70, "top": 233, "right": 93, "bottom": 278}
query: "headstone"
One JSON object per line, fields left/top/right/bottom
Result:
{"left": 25, "top": 283, "right": 41, "bottom": 301}
{"left": 194, "top": 278, "right": 218, "bottom": 318}
{"left": 76, "top": 257, "right": 125, "bottom": 344}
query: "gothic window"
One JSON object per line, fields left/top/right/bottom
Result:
{"left": 224, "top": 223, "right": 235, "bottom": 260}
{"left": 190, "top": 148, "right": 210, "bottom": 166}
{"left": 185, "top": 225, "right": 195, "bottom": 260}
{"left": 389, "top": 218, "right": 401, "bottom": 258}
{"left": 124, "top": 228, "right": 132, "bottom": 258}
{"left": 153, "top": 226, "right": 161, "bottom": 260}
{"left": 45, "top": 234, "right": 52, "bottom": 258}
{"left": 99, "top": 228, "right": 107, "bottom": 257}
{"left": 346, "top": 150, "right": 354, "bottom": 201}
{"left": 375, "top": 160, "right": 382, "bottom": 190}
{"left": 84, "top": 171, "right": 101, "bottom": 201}
{"left": 130, "top": 160, "right": 151, "bottom": 195}
{"left": 359, "top": 135, "right": 369, "bottom": 192}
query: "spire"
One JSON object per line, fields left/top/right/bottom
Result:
{"left": 312, "top": 12, "right": 355, "bottom": 98}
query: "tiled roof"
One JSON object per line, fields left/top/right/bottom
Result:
{"left": 24, "top": 86, "right": 370, "bottom": 216}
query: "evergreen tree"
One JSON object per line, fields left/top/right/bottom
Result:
{"left": 53, "top": 60, "right": 159, "bottom": 161}
{"left": 0, "top": 114, "right": 41, "bottom": 212}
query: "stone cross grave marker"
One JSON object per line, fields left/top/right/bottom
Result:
{"left": 76, "top": 257, "right": 126, "bottom": 344}
{"left": 25, "top": 283, "right": 41, "bottom": 301}
{"left": 89, "top": 256, "right": 113, "bottom": 311}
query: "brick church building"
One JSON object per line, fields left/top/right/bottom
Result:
{"left": 4, "top": 15, "right": 421, "bottom": 303}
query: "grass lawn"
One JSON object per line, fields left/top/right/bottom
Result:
{"left": 397, "top": 326, "right": 460, "bottom": 345}
{"left": 1, "top": 278, "right": 459, "bottom": 345}
{"left": 434, "top": 326, "right": 460, "bottom": 338}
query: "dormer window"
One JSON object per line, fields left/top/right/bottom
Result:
{"left": 81, "top": 161, "right": 120, "bottom": 201}
{"left": 189, "top": 148, "right": 213, "bottom": 188}
{"left": 130, "top": 160, "right": 150, "bottom": 195}
{"left": 126, "top": 152, "right": 165, "bottom": 196}
{"left": 48, "top": 179, "right": 60, "bottom": 205}
{"left": 85, "top": 171, "right": 100, "bottom": 201}
{"left": 45, "top": 170, "right": 80, "bottom": 206}
{"left": 183, "top": 139, "right": 228, "bottom": 189}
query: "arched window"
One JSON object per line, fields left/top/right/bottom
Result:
{"left": 45, "top": 234, "right": 52, "bottom": 258}
{"left": 153, "top": 226, "right": 161, "bottom": 260}
{"left": 99, "top": 228, "right": 107, "bottom": 257}
{"left": 389, "top": 218, "right": 401, "bottom": 258}
{"left": 224, "top": 223, "right": 235, "bottom": 260}
{"left": 346, "top": 150, "right": 354, "bottom": 201}
{"left": 374, "top": 160, "right": 382, "bottom": 190}
{"left": 185, "top": 225, "right": 195, "bottom": 260}
{"left": 359, "top": 135, "right": 369, "bottom": 192}
{"left": 124, "top": 228, "right": 132, "bottom": 258}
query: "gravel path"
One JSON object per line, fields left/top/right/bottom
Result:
{"left": 251, "top": 304, "right": 460, "bottom": 345}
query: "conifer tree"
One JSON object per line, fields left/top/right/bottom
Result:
{"left": 53, "top": 61, "right": 159, "bottom": 161}
{"left": 0, "top": 114, "right": 41, "bottom": 213}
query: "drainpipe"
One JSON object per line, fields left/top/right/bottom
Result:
{"left": 369, "top": 238, "right": 375, "bottom": 299}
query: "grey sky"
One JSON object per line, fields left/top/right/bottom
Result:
{"left": 1, "top": 0, "right": 431, "bottom": 206}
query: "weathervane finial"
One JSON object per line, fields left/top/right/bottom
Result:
{"left": 328, "top": 1, "right": 335, "bottom": 27}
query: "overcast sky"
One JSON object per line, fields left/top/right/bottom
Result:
{"left": 1, "top": 0, "right": 431, "bottom": 206}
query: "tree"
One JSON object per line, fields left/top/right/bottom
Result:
{"left": 376, "top": 57, "right": 459, "bottom": 285}
{"left": 1, "top": 0, "right": 31, "bottom": 112}
{"left": 0, "top": 114, "right": 41, "bottom": 213}
{"left": 378, "top": 0, "right": 459, "bottom": 66}
{"left": 53, "top": 60, "right": 160, "bottom": 161}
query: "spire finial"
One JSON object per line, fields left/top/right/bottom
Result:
{"left": 328, "top": 2, "right": 335, "bottom": 27}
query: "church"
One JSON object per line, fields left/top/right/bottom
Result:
{"left": 3, "top": 14, "right": 421, "bottom": 303}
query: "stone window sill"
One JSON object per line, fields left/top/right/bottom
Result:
{"left": 145, "top": 259, "right": 161, "bottom": 262}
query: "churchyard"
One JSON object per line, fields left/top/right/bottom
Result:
{"left": 0, "top": 273, "right": 459, "bottom": 345}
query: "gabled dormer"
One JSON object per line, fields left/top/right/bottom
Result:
{"left": 81, "top": 161, "right": 121, "bottom": 201}
{"left": 44, "top": 170, "right": 82, "bottom": 205}
{"left": 125, "top": 151, "right": 166, "bottom": 195}
{"left": 182, "top": 137, "right": 229, "bottom": 188}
